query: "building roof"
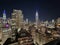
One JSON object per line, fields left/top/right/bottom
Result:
{"left": 18, "top": 28, "right": 32, "bottom": 38}
{"left": 43, "top": 39, "right": 60, "bottom": 45}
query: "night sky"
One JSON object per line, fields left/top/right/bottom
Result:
{"left": 0, "top": 0, "right": 60, "bottom": 21}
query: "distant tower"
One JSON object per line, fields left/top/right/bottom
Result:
{"left": 3, "top": 10, "right": 6, "bottom": 20}
{"left": 26, "top": 18, "right": 28, "bottom": 24}
{"left": 3, "top": 10, "right": 6, "bottom": 24}
{"left": 35, "top": 11, "right": 39, "bottom": 27}
{"left": 52, "top": 19, "right": 54, "bottom": 23}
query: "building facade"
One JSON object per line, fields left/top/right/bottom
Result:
{"left": 11, "top": 9, "right": 24, "bottom": 29}
{"left": 18, "top": 28, "right": 34, "bottom": 45}
{"left": 35, "top": 11, "right": 39, "bottom": 28}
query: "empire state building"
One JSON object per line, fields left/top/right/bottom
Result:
{"left": 35, "top": 11, "right": 39, "bottom": 28}
{"left": 3, "top": 10, "right": 6, "bottom": 24}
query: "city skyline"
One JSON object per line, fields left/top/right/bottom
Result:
{"left": 0, "top": 0, "right": 60, "bottom": 21}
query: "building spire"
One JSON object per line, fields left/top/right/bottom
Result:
{"left": 3, "top": 10, "right": 5, "bottom": 14}
{"left": 36, "top": 11, "right": 38, "bottom": 17}
{"left": 35, "top": 11, "right": 39, "bottom": 28}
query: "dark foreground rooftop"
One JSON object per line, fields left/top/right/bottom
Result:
{"left": 43, "top": 39, "right": 60, "bottom": 45}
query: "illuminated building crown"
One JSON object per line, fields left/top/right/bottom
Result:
{"left": 3, "top": 10, "right": 6, "bottom": 20}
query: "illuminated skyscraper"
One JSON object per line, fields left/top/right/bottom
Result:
{"left": 35, "top": 11, "right": 39, "bottom": 28}
{"left": 56, "top": 18, "right": 60, "bottom": 24}
{"left": 3, "top": 10, "right": 7, "bottom": 24}
{"left": 12, "top": 9, "right": 23, "bottom": 29}
{"left": 26, "top": 18, "right": 28, "bottom": 24}
{"left": 56, "top": 18, "right": 60, "bottom": 28}
{"left": 3, "top": 10, "right": 6, "bottom": 20}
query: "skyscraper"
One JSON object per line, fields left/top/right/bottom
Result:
{"left": 3, "top": 10, "right": 7, "bottom": 24}
{"left": 56, "top": 18, "right": 60, "bottom": 28}
{"left": 12, "top": 9, "right": 23, "bottom": 29}
{"left": 26, "top": 18, "right": 28, "bottom": 24}
{"left": 35, "top": 11, "right": 39, "bottom": 28}
{"left": 3, "top": 10, "right": 6, "bottom": 20}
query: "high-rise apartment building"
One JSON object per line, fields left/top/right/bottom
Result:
{"left": 56, "top": 18, "right": 60, "bottom": 25}
{"left": 11, "top": 9, "right": 23, "bottom": 29}
{"left": 11, "top": 9, "right": 24, "bottom": 41}
{"left": 56, "top": 18, "right": 60, "bottom": 28}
